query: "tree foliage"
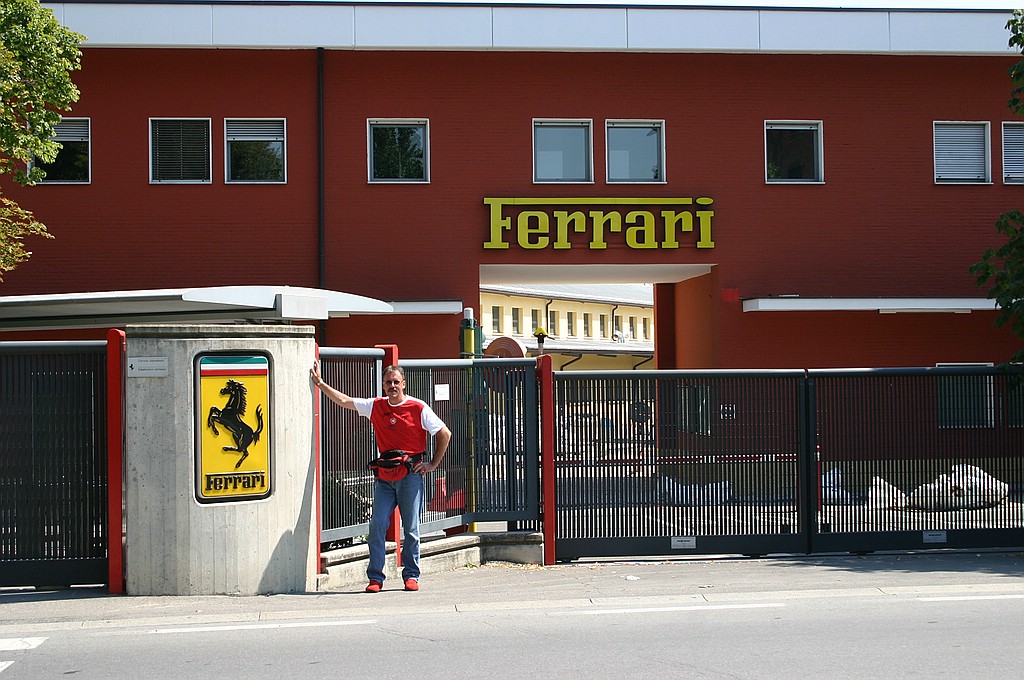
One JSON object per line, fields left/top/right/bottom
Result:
{"left": 0, "top": 0, "right": 83, "bottom": 280}
{"left": 971, "top": 9, "right": 1024, "bottom": 363}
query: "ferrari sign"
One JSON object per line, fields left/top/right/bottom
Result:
{"left": 195, "top": 354, "right": 272, "bottom": 503}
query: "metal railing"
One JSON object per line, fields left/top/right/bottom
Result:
{"left": 317, "top": 352, "right": 540, "bottom": 546}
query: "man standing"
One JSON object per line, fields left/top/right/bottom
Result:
{"left": 311, "top": 361, "right": 451, "bottom": 592}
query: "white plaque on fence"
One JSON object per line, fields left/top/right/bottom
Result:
{"left": 922, "top": 531, "right": 948, "bottom": 544}
{"left": 671, "top": 536, "right": 697, "bottom": 550}
{"left": 434, "top": 384, "right": 450, "bottom": 401}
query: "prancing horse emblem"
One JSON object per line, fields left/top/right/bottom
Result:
{"left": 207, "top": 379, "right": 264, "bottom": 468}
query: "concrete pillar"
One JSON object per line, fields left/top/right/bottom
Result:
{"left": 123, "top": 324, "right": 317, "bottom": 595}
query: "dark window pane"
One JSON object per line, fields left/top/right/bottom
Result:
{"left": 229, "top": 140, "right": 284, "bottom": 182}
{"left": 38, "top": 141, "right": 89, "bottom": 182}
{"left": 766, "top": 128, "right": 818, "bottom": 181}
{"left": 371, "top": 125, "right": 425, "bottom": 180}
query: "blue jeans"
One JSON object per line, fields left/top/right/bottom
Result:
{"left": 367, "top": 472, "right": 424, "bottom": 584}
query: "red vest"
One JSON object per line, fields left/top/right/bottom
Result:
{"left": 369, "top": 397, "right": 429, "bottom": 454}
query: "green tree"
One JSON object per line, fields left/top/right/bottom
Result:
{"left": 971, "top": 9, "right": 1024, "bottom": 363}
{"left": 0, "top": 0, "right": 83, "bottom": 280}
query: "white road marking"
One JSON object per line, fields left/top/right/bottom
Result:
{"left": 560, "top": 603, "right": 785, "bottom": 616}
{"left": 918, "top": 594, "right": 1024, "bottom": 603}
{"left": 0, "top": 661, "right": 14, "bottom": 675}
{"left": 0, "top": 638, "right": 46, "bottom": 651}
{"left": 146, "top": 619, "right": 377, "bottom": 635}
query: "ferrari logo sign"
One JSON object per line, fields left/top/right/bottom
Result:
{"left": 195, "top": 354, "right": 272, "bottom": 503}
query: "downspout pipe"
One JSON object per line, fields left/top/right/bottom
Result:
{"left": 316, "top": 47, "right": 326, "bottom": 342}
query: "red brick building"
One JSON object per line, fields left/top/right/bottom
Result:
{"left": 2, "top": 1, "right": 1020, "bottom": 367}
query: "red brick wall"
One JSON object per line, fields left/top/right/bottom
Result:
{"left": 3, "top": 49, "right": 1020, "bottom": 363}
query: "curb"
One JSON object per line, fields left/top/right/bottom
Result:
{"left": 319, "top": 531, "right": 544, "bottom": 590}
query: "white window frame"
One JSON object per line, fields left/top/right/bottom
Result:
{"left": 933, "top": 121, "right": 990, "bottom": 184}
{"left": 367, "top": 118, "right": 430, "bottom": 183}
{"left": 765, "top": 120, "right": 824, "bottom": 184}
{"left": 149, "top": 118, "right": 212, "bottom": 184}
{"left": 1002, "top": 122, "right": 1024, "bottom": 184}
{"left": 606, "top": 119, "right": 666, "bottom": 184}
{"left": 37, "top": 117, "right": 91, "bottom": 184}
{"left": 491, "top": 305, "right": 502, "bottom": 335}
{"left": 225, "top": 118, "right": 286, "bottom": 184}
{"left": 533, "top": 119, "right": 593, "bottom": 184}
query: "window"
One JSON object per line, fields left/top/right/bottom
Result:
{"left": 548, "top": 310, "right": 559, "bottom": 336}
{"left": 511, "top": 307, "right": 522, "bottom": 335}
{"left": 765, "top": 121, "right": 822, "bottom": 183}
{"left": 629, "top": 316, "right": 637, "bottom": 341}
{"left": 614, "top": 315, "right": 622, "bottom": 334}
{"left": 1003, "top": 122, "right": 1024, "bottom": 184}
{"left": 151, "top": 118, "right": 211, "bottom": 183}
{"left": 491, "top": 306, "right": 502, "bottom": 334}
{"left": 226, "top": 119, "right": 285, "bottom": 183}
{"left": 937, "top": 368, "right": 995, "bottom": 429}
{"left": 37, "top": 118, "right": 90, "bottom": 183}
{"left": 369, "top": 119, "right": 428, "bottom": 182}
{"left": 533, "top": 119, "right": 592, "bottom": 183}
{"left": 599, "top": 314, "right": 608, "bottom": 338}
{"left": 567, "top": 311, "right": 576, "bottom": 337}
{"left": 934, "top": 121, "right": 989, "bottom": 183}
{"left": 642, "top": 317, "right": 650, "bottom": 340}
{"left": 531, "top": 309, "right": 541, "bottom": 333}
{"left": 607, "top": 120, "right": 664, "bottom": 183}
{"left": 583, "top": 313, "right": 592, "bottom": 338}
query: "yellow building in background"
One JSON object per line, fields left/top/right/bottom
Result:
{"left": 480, "top": 284, "right": 654, "bottom": 370}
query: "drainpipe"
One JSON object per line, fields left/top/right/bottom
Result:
{"left": 560, "top": 354, "right": 584, "bottom": 370}
{"left": 632, "top": 355, "right": 653, "bottom": 370}
{"left": 316, "top": 47, "right": 326, "bottom": 342}
{"left": 610, "top": 303, "right": 619, "bottom": 339}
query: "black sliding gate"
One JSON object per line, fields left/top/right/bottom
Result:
{"left": 0, "top": 342, "right": 110, "bottom": 586}
{"left": 552, "top": 367, "right": 1024, "bottom": 561}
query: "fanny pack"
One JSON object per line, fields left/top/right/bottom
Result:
{"left": 369, "top": 450, "right": 424, "bottom": 482}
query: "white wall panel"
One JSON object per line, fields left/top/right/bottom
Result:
{"left": 890, "top": 11, "right": 1014, "bottom": 54}
{"left": 62, "top": 3, "right": 213, "bottom": 47}
{"left": 492, "top": 7, "right": 626, "bottom": 50}
{"left": 354, "top": 5, "right": 492, "bottom": 48}
{"left": 760, "top": 11, "right": 890, "bottom": 53}
{"left": 42, "top": 3, "right": 1017, "bottom": 55}
{"left": 627, "top": 8, "right": 759, "bottom": 51}
{"left": 212, "top": 6, "right": 355, "bottom": 48}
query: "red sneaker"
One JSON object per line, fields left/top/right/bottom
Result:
{"left": 365, "top": 580, "right": 382, "bottom": 593}
{"left": 403, "top": 578, "right": 419, "bottom": 591}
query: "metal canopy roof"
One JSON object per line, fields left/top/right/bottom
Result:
{"left": 0, "top": 286, "right": 398, "bottom": 331}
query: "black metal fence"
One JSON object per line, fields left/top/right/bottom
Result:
{"left": 318, "top": 348, "right": 384, "bottom": 546}
{"left": 0, "top": 342, "right": 109, "bottom": 586}
{"left": 552, "top": 366, "right": 1024, "bottom": 561}
{"left": 318, "top": 352, "right": 540, "bottom": 546}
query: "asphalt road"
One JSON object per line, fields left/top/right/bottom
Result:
{"left": 2, "top": 551, "right": 1022, "bottom": 679}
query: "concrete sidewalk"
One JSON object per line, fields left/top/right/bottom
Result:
{"left": 2, "top": 550, "right": 1023, "bottom": 634}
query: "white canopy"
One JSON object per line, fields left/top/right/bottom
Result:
{"left": 0, "top": 285, "right": 397, "bottom": 331}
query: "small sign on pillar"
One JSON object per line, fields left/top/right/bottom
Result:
{"left": 195, "top": 353, "right": 273, "bottom": 503}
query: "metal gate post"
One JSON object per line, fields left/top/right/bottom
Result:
{"left": 799, "top": 371, "right": 818, "bottom": 554}
{"left": 538, "top": 354, "right": 556, "bottom": 565}
{"left": 106, "top": 329, "right": 126, "bottom": 594}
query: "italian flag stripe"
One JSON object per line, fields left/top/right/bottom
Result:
{"left": 200, "top": 356, "right": 268, "bottom": 376}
